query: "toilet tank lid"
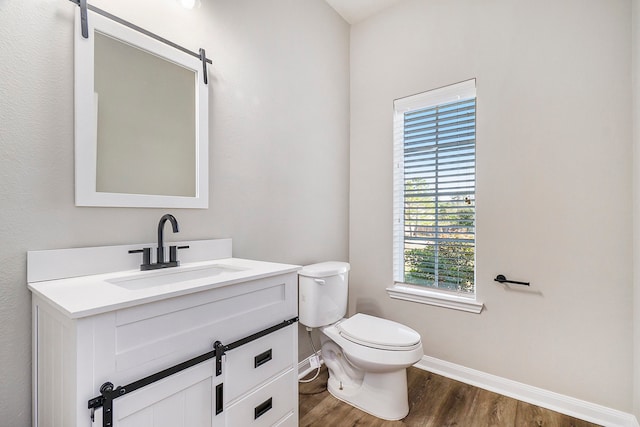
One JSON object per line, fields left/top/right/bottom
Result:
{"left": 299, "top": 261, "right": 350, "bottom": 278}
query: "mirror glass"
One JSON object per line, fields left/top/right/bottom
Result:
{"left": 94, "top": 32, "right": 196, "bottom": 197}
{"left": 75, "top": 9, "right": 208, "bottom": 208}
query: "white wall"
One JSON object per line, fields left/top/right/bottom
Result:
{"left": 633, "top": 0, "right": 640, "bottom": 419}
{"left": 0, "top": 0, "right": 349, "bottom": 424}
{"left": 350, "top": 0, "right": 633, "bottom": 412}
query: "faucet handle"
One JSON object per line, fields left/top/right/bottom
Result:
{"left": 128, "top": 247, "right": 151, "bottom": 267}
{"left": 169, "top": 245, "right": 190, "bottom": 263}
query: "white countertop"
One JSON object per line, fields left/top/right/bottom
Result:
{"left": 28, "top": 257, "right": 300, "bottom": 319}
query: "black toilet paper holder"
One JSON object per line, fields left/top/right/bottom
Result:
{"left": 494, "top": 274, "right": 530, "bottom": 286}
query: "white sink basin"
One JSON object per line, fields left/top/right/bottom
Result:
{"left": 107, "top": 264, "right": 248, "bottom": 290}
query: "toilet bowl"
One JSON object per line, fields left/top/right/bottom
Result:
{"left": 298, "top": 262, "right": 423, "bottom": 420}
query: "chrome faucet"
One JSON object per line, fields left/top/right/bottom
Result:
{"left": 128, "top": 214, "right": 189, "bottom": 270}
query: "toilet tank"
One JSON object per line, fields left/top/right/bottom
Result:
{"left": 298, "top": 262, "right": 350, "bottom": 328}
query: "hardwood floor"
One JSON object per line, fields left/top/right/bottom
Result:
{"left": 298, "top": 366, "right": 600, "bottom": 427}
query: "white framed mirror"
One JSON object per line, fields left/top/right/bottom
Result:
{"left": 74, "top": 8, "right": 208, "bottom": 208}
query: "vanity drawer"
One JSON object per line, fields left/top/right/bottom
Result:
{"left": 224, "top": 324, "right": 296, "bottom": 403}
{"left": 273, "top": 412, "right": 297, "bottom": 427}
{"left": 225, "top": 369, "right": 296, "bottom": 427}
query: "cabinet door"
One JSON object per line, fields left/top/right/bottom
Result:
{"left": 93, "top": 361, "right": 221, "bottom": 427}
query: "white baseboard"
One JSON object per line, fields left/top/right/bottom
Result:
{"left": 298, "top": 351, "right": 323, "bottom": 380}
{"left": 415, "top": 355, "right": 639, "bottom": 427}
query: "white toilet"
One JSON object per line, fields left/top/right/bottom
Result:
{"left": 298, "top": 262, "right": 423, "bottom": 421}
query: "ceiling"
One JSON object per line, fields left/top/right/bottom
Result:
{"left": 324, "top": 0, "right": 405, "bottom": 24}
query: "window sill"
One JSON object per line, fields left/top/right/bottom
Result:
{"left": 386, "top": 283, "right": 484, "bottom": 314}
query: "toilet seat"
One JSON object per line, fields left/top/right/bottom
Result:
{"left": 337, "top": 313, "right": 421, "bottom": 351}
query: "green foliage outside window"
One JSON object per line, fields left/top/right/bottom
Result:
{"left": 403, "top": 180, "right": 475, "bottom": 293}
{"left": 404, "top": 243, "right": 474, "bottom": 293}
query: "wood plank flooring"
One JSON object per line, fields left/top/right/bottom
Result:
{"left": 299, "top": 366, "right": 600, "bottom": 427}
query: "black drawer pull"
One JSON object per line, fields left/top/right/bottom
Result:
{"left": 215, "top": 383, "right": 223, "bottom": 415}
{"left": 254, "top": 397, "right": 272, "bottom": 419}
{"left": 254, "top": 349, "right": 273, "bottom": 368}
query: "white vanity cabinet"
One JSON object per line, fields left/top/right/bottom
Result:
{"left": 29, "top": 241, "right": 299, "bottom": 427}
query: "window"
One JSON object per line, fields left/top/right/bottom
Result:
{"left": 390, "top": 79, "right": 481, "bottom": 312}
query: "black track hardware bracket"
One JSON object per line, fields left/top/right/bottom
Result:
{"left": 68, "top": 0, "right": 212, "bottom": 84}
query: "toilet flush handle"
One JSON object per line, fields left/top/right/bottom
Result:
{"left": 314, "top": 279, "right": 326, "bottom": 285}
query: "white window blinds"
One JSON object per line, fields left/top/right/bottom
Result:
{"left": 393, "top": 79, "right": 476, "bottom": 294}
